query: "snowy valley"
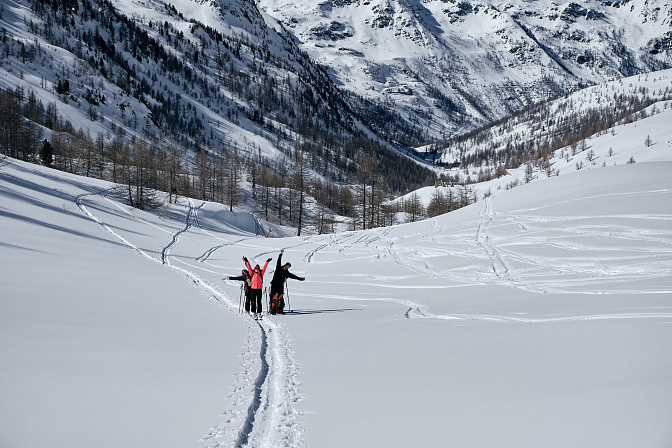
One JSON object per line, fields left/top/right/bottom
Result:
{"left": 1, "top": 0, "right": 672, "bottom": 446}
{"left": 2, "top": 70, "right": 672, "bottom": 446}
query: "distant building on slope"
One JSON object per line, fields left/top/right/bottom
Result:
{"left": 383, "top": 85, "right": 413, "bottom": 95}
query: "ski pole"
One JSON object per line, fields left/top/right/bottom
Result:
{"left": 265, "top": 287, "right": 269, "bottom": 314}
{"left": 239, "top": 284, "right": 243, "bottom": 313}
{"left": 285, "top": 282, "right": 291, "bottom": 312}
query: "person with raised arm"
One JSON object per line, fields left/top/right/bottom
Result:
{"left": 244, "top": 256, "right": 271, "bottom": 320}
{"left": 269, "top": 249, "right": 305, "bottom": 315}
{"left": 226, "top": 268, "right": 252, "bottom": 313}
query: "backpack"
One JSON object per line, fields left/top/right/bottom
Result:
{"left": 269, "top": 293, "right": 284, "bottom": 315}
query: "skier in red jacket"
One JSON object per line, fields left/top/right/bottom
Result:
{"left": 244, "top": 256, "right": 271, "bottom": 319}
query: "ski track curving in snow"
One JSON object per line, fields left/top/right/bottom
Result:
{"left": 161, "top": 199, "right": 204, "bottom": 265}
{"left": 408, "top": 308, "right": 672, "bottom": 324}
{"left": 196, "top": 237, "right": 252, "bottom": 263}
{"left": 76, "top": 189, "right": 159, "bottom": 264}
{"left": 75, "top": 190, "right": 304, "bottom": 448}
{"left": 475, "top": 197, "right": 548, "bottom": 293}
{"left": 284, "top": 195, "right": 672, "bottom": 325}
{"left": 72, "top": 180, "right": 672, "bottom": 447}
{"left": 476, "top": 197, "right": 508, "bottom": 279}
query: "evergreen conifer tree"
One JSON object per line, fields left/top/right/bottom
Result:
{"left": 39, "top": 139, "right": 53, "bottom": 167}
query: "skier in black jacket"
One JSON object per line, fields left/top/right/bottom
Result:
{"left": 269, "top": 249, "right": 305, "bottom": 314}
{"left": 227, "top": 269, "right": 252, "bottom": 313}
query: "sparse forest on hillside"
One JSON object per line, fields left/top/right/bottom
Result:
{"left": 2, "top": 0, "right": 672, "bottom": 232}
{"left": 0, "top": 0, "right": 440, "bottom": 232}
{"left": 436, "top": 80, "right": 672, "bottom": 185}
{"left": 0, "top": 84, "right": 437, "bottom": 232}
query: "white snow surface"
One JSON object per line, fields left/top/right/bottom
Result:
{"left": 2, "top": 153, "right": 672, "bottom": 446}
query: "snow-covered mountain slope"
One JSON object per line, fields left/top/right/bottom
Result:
{"left": 0, "top": 0, "right": 441, "bottom": 210}
{"left": 0, "top": 0, "right": 363, "bottom": 163}
{"left": 0, "top": 0, "right": 281, "bottom": 150}
{"left": 2, "top": 133, "right": 672, "bottom": 446}
{"left": 434, "top": 68, "right": 672, "bottom": 165}
{"left": 397, "top": 69, "right": 672, "bottom": 209}
{"left": 3, "top": 0, "right": 670, "bottom": 172}
{"left": 258, "top": 0, "right": 672, "bottom": 138}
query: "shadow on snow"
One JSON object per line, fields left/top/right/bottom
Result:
{"left": 281, "top": 308, "right": 362, "bottom": 315}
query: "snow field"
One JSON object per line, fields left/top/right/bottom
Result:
{"left": 282, "top": 164, "right": 672, "bottom": 446}
{"left": 72, "top": 180, "right": 305, "bottom": 447}
{"left": 0, "top": 164, "right": 248, "bottom": 448}
{"left": 2, "top": 154, "right": 672, "bottom": 447}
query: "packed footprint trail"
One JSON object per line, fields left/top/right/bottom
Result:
{"left": 74, "top": 191, "right": 304, "bottom": 448}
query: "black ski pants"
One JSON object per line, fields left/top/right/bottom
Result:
{"left": 250, "top": 289, "right": 263, "bottom": 313}
{"left": 244, "top": 288, "right": 252, "bottom": 312}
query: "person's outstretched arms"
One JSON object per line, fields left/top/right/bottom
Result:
{"left": 286, "top": 271, "right": 305, "bottom": 281}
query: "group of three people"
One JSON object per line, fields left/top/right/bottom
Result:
{"left": 227, "top": 249, "right": 305, "bottom": 318}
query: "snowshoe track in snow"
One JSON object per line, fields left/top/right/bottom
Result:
{"left": 236, "top": 321, "right": 269, "bottom": 448}
{"left": 75, "top": 191, "right": 304, "bottom": 448}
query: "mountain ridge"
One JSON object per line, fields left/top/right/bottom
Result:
{"left": 259, "top": 0, "right": 672, "bottom": 137}
{"left": 1, "top": 0, "right": 671, "bottom": 233}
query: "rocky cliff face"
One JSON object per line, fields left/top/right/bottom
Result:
{"left": 258, "top": 0, "right": 672, "bottom": 138}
